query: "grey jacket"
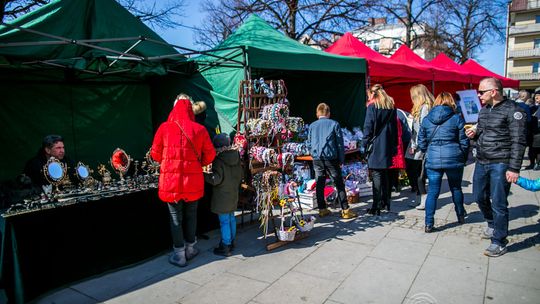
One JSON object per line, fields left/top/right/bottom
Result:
{"left": 405, "top": 104, "right": 429, "bottom": 160}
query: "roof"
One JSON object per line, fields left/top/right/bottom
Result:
{"left": 461, "top": 59, "right": 519, "bottom": 88}
{"left": 0, "top": 0, "right": 184, "bottom": 78}
{"left": 391, "top": 45, "right": 466, "bottom": 82}
{"left": 325, "top": 32, "right": 432, "bottom": 81}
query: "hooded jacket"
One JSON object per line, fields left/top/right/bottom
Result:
{"left": 418, "top": 105, "right": 469, "bottom": 169}
{"left": 204, "top": 149, "right": 243, "bottom": 214}
{"left": 151, "top": 99, "right": 215, "bottom": 203}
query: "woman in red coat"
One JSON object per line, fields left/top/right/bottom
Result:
{"left": 151, "top": 96, "right": 215, "bottom": 267}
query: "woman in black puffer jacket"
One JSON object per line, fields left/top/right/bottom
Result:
{"left": 418, "top": 92, "right": 469, "bottom": 232}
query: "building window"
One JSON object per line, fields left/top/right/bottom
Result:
{"left": 535, "top": 38, "right": 540, "bottom": 49}
{"left": 536, "top": 15, "right": 540, "bottom": 23}
{"left": 393, "top": 38, "right": 403, "bottom": 49}
{"left": 367, "top": 39, "right": 380, "bottom": 51}
{"left": 534, "top": 62, "right": 540, "bottom": 73}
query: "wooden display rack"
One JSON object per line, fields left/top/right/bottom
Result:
{"left": 236, "top": 78, "right": 309, "bottom": 251}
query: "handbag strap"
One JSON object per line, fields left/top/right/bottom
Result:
{"left": 174, "top": 121, "right": 202, "bottom": 162}
{"left": 369, "top": 109, "right": 394, "bottom": 144}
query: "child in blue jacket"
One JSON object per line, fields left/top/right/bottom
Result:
{"left": 515, "top": 176, "right": 540, "bottom": 191}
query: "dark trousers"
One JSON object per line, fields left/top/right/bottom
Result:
{"left": 313, "top": 159, "right": 349, "bottom": 210}
{"left": 167, "top": 200, "right": 198, "bottom": 248}
{"left": 473, "top": 163, "right": 511, "bottom": 246}
{"left": 405, "top": 158, "right": 427, "bottom": 195}
{"left": 371, "top": 169, "right": 391, "bottom": 209}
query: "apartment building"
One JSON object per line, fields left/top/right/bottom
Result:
{"left": 351, "top": 17, "right": 436, "bottom": 60}
{"left": 506, "top": 0, "right": 540, "bottom": 90}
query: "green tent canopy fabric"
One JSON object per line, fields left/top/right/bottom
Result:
{"left": 0, "top": 0, "right": 183, "bottom": 77}
{"left": 0, "top": 0, "right": 187, "bottom": 182}
{"left": 194, "top": 14, "right": 367, "bottom": 134}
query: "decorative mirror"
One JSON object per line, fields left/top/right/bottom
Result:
{"left": 110, "top": 148, "right": 131, "bottom": 180}
{"left": 144, "top": 149, "right": 160, "bottom": 175}
{"left": 76, "top": 162, "right": 91, "bottom": 181}
{"left": 43, "top": 157, "right": 66, "bottom": 191}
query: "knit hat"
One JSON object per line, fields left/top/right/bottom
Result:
{"left": 192, "top": 101, "right": 207, "bottom": 115}
{"left": 213, "top": 133, "right": 230, "bottom": 148}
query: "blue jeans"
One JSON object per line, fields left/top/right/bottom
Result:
{"left": 167, "top": 201, "right": 198, "bottom": 248}
{"left": 473, "top": 163, "right": 511, "bottom": 246}
{"left": 218, "top": 212, "right": 236, "bottom": 245}
{"left": 425, "top": 167, "right": 465, "bottom": 227}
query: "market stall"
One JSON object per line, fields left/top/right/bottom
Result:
{"left": 191, "top": 14, "right": 368, "bottom": 135}
{"left": 0, "top": 0, "right": 195, "bottom": 182}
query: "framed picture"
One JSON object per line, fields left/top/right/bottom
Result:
{"left": 456, "top": 90, "right": 482, "bottom": 123}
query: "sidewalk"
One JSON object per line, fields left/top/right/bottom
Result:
{"left": 36, "top": 162, "right": 540, "bottom": 304}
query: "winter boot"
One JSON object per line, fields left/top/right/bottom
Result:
{"left": 341, "top": 208, "right": 358, "bottom": 219}
{"left": 169, "top": 246, "right": 187, "bottom": 267}
{"left": 185, "top": 240, "right": 199, "bottom": 260}
{"left": 415, "top": 194, "right": 426, "bottom": 210}
{"left": 213, "top": 241, "right": 232, "bottom": 257}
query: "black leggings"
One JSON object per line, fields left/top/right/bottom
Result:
{"left": 405, "top": 158, "right": 427, "bottom": 195}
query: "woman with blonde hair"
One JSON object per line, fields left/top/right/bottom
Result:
{"left": 417, "top": 92, "right": 469, "bottom": 232}
{"left": 362, "top": 84, "right": 404, "bottom": 215}
{"left": 405, "top": 84, "right": 434, "bottom": 210}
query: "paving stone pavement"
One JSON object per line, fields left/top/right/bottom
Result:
{"left": 36, "top": 162, "right": 540, "bottom": 304}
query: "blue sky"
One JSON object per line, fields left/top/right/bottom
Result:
{"left": 154, "top": 1, "right": 506, "bottom": 75}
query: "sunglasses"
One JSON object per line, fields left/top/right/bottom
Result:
{"left": 477, "top": 88, "right": 495, "bottom": 95}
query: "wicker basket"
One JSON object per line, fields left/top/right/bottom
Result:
{"left": 277, "top": 229, "right": 296, "bottom": 241}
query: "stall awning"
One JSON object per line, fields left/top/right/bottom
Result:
{"left": 461, "top": 59, "right": 519, "bottom": 88}
{"left": 325, "top": 32, "right": 432, "bottom": 82}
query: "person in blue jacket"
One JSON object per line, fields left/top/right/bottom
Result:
{"left": 307, "top": 103, "right": 358, "bottom": 219}
{"left": 515, "top": 175, "right": 540, "bottom": 191}
{"left": 418, "top": 92, "right": 470, "bottom": 233}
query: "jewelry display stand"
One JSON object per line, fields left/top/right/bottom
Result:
{"left": 237, "top": 78, "right": 310, "bottom": 251}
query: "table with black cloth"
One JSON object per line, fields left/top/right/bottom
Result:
{"left": 0, "top": 189, "right": 173, "bottom": 304}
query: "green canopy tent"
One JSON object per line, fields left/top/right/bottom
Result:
{"left": 0, "top": 0, "right": 199, "bottom": 182}
{"left": 191, "top": 14, "right": 367, "bottom": 135}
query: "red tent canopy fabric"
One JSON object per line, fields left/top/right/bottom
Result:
{"left": 391, "top": 45, "right": 465, "bottom": 83}
{"left": 461, "top": 59, "right": 519, "bottom": 88}
{"left": 325, "top": 32, "right": 432, "bottom": 81}
{"left": 430, "top": 53, "right": 477, "bottom": 83}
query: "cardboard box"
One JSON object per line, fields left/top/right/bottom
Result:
{"left": 297, "top": 192, "right": 317, "bottom": 210}
{"left": 358, "top": 182, "right": 373, "bottom": 198}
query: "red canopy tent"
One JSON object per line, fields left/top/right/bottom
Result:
{"left": 325, "top": 33, "right": 434, "bottom": 110}
{"left": 325, "top": 32, "right": 432, "bottom": 82}
{"left": 430, "top": 53, "right": 479, "bottom": 85}
{"left": 461, "top": 59, "right": 520, "bottom": 88}
{"left": 391, "top": 45, "right": 467, "bottom": 83}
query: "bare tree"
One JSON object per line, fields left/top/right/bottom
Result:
{"left": 195, "top": 0, "right": 375, "bottom": 49}
{"left": 1, "top": 0, "right": 186, "bottom": 30}
{"left": 427, "top": 0, "right": 506, "bottom": 63}
{"left": 366, "top": 0, "right": 441, "bottom": 49}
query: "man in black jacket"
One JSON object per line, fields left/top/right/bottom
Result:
{"left": 23, "top": 134, "right": 75, "bottom": 191}
{"left": 466, "top": 77, "right": 526, "bottom": 257}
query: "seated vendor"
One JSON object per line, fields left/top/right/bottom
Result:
{"left": 23, "top": 134, "right": 74, "bottom": 188}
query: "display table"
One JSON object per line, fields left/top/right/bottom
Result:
{"left": 0, "top": 189, "right": 171, "bottom": 304}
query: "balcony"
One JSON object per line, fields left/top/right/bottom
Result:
{"left": 509, "top": 23, "right": 540, "bottom": 35}
{"left": 510, "top": 0, "right": 540, "bottom": 11}
{"left": 508, "top": 48, "right": 540, "bottom": 58}
{"left": 508, "top": 72, "right": 540, "bottom": 80}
